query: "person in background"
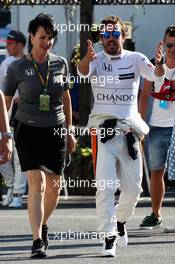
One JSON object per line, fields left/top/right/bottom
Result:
{"left": 139, "top": 25, "right": 175, "bottom": 230}
{"left": 3, "top": 13, "right": 76, "bottom": 258}
{"left": 69, "top": 44, "right": 80, "bottom": 125}
{"left": 163, "top": 26, "right": 175, "bottom": 233}
{"left": 0, "top": 30, "right": 27, "bottom": 208}
{"left": 78, "top": 15, "right": 165, "bottom": 257}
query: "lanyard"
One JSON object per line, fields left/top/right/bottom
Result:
{"left": 31, "top": 53, "right": 50, "bottom": 95}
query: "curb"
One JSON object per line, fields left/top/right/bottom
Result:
{"left": 0, "top": 195, "right": 174, "bottom": 209}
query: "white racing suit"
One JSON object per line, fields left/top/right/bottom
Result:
{"left": 95, "top": 118, "right": 146, "bottom": 235}
{"left": 77, "top": 49, "right": 164, "bottom": 236}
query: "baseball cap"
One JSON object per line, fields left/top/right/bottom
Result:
{"left": 6, "top": 30, "right": 26, "bottom": 46}
{"left": 151, "top": 81, "right": 175, "bottom": 101}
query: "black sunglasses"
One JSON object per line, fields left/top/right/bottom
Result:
{"left": 166, "top": 43, "right": 175, "bottom": 49}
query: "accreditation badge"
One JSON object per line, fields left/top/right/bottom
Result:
{"left": 39, "top": 94, "right": 50, "bottom": 112}
{"left": 159, "top": 100, "right": 169, "bottom": 109}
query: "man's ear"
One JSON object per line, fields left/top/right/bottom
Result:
{"left": 30, "top": 33, "right": 34, "bottom": 45}
{"left": 122, "top": 36, "right": 126, "bottom": 43}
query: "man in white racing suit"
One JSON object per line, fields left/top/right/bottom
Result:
{"left": 77, "top": 15, "right": 165, "bottom": 257}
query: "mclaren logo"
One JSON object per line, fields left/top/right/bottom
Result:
{"left": 25, "top": 68, "right": 35, "bottom": 76}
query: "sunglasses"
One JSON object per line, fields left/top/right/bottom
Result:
{"left": 166, "top": 43, "right": 175, "bottom": 49}
{"left": 101, "top": 31, "right": 121, "bottom": 39}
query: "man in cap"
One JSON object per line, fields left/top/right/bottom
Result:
{"left": 0, "top": 30, "right": 27, "bottom": 83}
{"left": 0, "top": 29, "right": 27, "bottom": 208}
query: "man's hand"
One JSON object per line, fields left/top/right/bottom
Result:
{"left": 78, "top": 39, "right": 97, "bottom": 76}
{"left": 154, "top": 41, "right": 165, "bottom": 77}
{"left": 0, "top": 138, "right": 12, "bottom": 164}
{"left": 67, "top": 134, "right": 77, "bottom": 154}
{"left": 84, "top": 40, "right": 97, "bottom": 63}
{"left": 155, "top": 41, "right": 164, "bottom": 65}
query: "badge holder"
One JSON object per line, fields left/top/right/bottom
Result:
{"left": 159, "top": 100, "right": 169, "bottom": 109}
{"left": 39, "top": 94, "right": 50, "bottom": 112}
{"left": 31, "top": 53, "right": 51, "bottom": 112}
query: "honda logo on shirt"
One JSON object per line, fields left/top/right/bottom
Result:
{"left": 25, "top": 68, "right": 35, "bottom": 76}
{"left": 102, "top": 62, "right": 112, "bottom": 72}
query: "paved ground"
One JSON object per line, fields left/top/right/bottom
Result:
{"left": 0, "top": 196, "right": 175, "bottom": 264}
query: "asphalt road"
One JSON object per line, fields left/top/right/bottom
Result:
{"left": 0, "top": 201, "right": 175, "bottom": 264}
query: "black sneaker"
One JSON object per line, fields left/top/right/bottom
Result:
{"left": 102, "top": 236, "right": 116, "bottom": 257}
{"left": 139, "top": 213, "right": 162, "bottom": 230}
{"left": 116, "top": 221, "right": 128, "bottom": 248}
{"left": 42, "top": 225, "right": 49, "bottom": 251}
{"left": 31, "top": 238, "right": 47, "bottom": 258}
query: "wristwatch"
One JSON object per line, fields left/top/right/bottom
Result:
{"left": 0, "top": 131, "right": 13, "bottom": 140}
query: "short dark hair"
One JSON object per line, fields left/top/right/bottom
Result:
{"left": 164, "top": 25, "right": 175, "bottom": 40}
{"left": 28, "top": 13, "right": 58, "bottom": 52}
